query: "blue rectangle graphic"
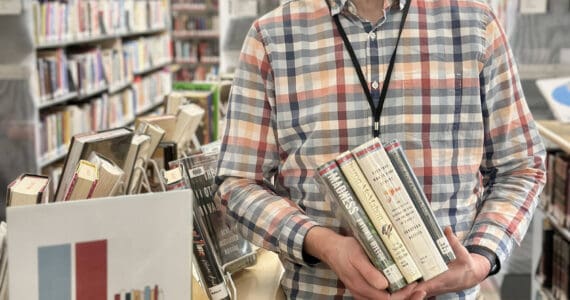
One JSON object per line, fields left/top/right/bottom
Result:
{"left": 38, "top": 244, "right": 71, "bottom": 300}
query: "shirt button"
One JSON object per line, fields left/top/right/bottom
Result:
{"left": 372, "top": 81, "right": 379, "bottom": 89}
{"left": 369, "top": 32, "right": 376, "bottom": 39}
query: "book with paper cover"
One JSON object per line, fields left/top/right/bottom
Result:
{"left": 173, "top": 103, "right": 205, "bottom": 153}
{"left": 135, "top": 115, "right": 176, "bottom": 142}
{"left": 88, "top": 152, "right": 125, "bottom": 198}
{"left": 182, "top": 149, "right": 257, "bottom": 274}
{"left": 384, "top": 140, "right": 455, "bottom": 264}
{"left": 123, "top": 134, "right": 151, "bottom": 194}
{"left": 335, "top": 151, "right": 421, "bottom": 284}
{"left": 54, "top": 127, "right": 133, "bottom": 202}
{"left": 352, "top": 138, "right": 447, "bottom": 280}
{"left": 317, "top": 160, "right": 409, "bottom": 292}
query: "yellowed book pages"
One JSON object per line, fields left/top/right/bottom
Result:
{"left": 336, "top": 151, "right": 421, "bottom": 284}
{"left": 64, "top": 160, "right": 99, "bottom": 201}
{"left": 173, "top": 103, "right": 205, "bottom": 150}
{"left": 7, "top": 174, "right": 50, "bottom": 206}
{"left": 136, "top": 121, "right": 165, "bottom": 160}
{"left": 136, "top": 115, "right": 176, "bottom": 142}
{"left": 88, "top": 152, "right": 125, "bottom": 198}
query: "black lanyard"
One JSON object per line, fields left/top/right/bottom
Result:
{"left": 326, "top": 0, "right": 411, "bottom": 137}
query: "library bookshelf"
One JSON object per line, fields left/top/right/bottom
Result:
{"left": 171, "top": 0, "right": 220, "bottom": 81}
{"left": 0, "top": 1, "right": 174, "bottom": 201}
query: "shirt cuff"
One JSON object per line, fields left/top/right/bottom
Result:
{"left": 463, "top": 222, "right": 515, "bottom": 272}
{"left": 278, "top": 213, "right": 321, "bottom": 267}
{"left": 465, "top": 245, "right": 501, "bottom": 277}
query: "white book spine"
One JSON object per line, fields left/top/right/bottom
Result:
{"left": 353, "top": 138, "right": 448, "bottom": 280}
{"left": 336, "top": 151, "right": 422, "bottom": 284}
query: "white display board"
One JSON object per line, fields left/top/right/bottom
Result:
{"left": 536, "top": 77, "right": 570, "bottom": 123}
{"left": 7, "top": 190, "right": 193, "bottom": 300}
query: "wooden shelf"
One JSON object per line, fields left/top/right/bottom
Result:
{"left": 536, "top": 120, "right": 570, "bottom": 153}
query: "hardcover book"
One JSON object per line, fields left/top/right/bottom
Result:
{"left": 7, "top": 174, "right": 50, "bottom": 207}
{"left": 182, "top": 150, "right": 257, "bottom": 275}
{"left": 336, "top": 151, "right": 422, "bottom": 284}
{"left": 352, "top": 138, "right": 447, "bottom": 280}
{"left": 88, "top": 152, "right": 125, "bottom": 198}
{"left": 54, "top": 127, "right": 133, "bottom": 202}
{"left": 63, "top": 159, "right": 99, "bottom": 201}
{"left": 384, "top": 140, "right": 456, "bottom": 264}
{"left": 317, "top": 160, "right": 409, "bottom": 291}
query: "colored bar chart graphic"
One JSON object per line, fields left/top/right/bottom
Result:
{"left": 113, "top": 284, "right": 163, "bottom": 300}
{"left": 38, "top": 240, "right": 107, "bottom": 300}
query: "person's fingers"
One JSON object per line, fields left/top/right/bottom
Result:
{"left": 351, "top": 255, "right": 389, "bottom": 290}
{"left": 390, "top": 282, "right": 418, "bottom": 300}
{"left": 346, "top": 273, "right": 390, "bottom": 300}
{"left": 408, "top": 290, "right": 427, "bottom": 300}
{"left": 444, "top": 226, "right": 469, "bottom": 259}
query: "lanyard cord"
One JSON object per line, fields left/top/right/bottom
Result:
{"left": 326, "top": 0, "right": 411, "bottom": 137}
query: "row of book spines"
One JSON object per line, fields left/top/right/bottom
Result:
{"left": 317, "top": 160, "right": 408, "bottom": 292}
{"left": 542, "top": 149, "right": 570, "bottom": 229}
{"left": 318, "top": 139, "right": 453, "bottom": 286}
{"left": 174, "top": 41, "right": 219, "bottom": 61}
{"left": 353, "top": 139, "right": 449, "bottom": 276}
{"left": 39, "top": 72, "right": 171, "bottom": 160}
{"left": 172, "top": 15, "right": 219, "bottom": 31}
{"left": 33, "top": 0, "right": 168, "bottom": 45}
{"left": 36, "top": 35, "right": 171, "bottom": 103}
{"left": 538, "top": 221, "right": 570, "bottom": 300}
{"left": 335, "top": 153, "right": 423, "bottom": 283}
{"left": 174, "top": 65, "right": 219, "bottom": 82}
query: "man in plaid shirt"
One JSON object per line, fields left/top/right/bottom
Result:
{"left": 216, "top": 0, "right": 546, "bottom": 298}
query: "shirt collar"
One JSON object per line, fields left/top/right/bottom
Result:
{"left": 326, "top": 0, "right": 407, "bottom": 16}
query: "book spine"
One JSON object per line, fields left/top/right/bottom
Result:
{"left": 336, "top": 151, "right": 421, "bottom": 284}
{"left": 192, "top": 214, "right": 230, "bottom": 300}
{"left": 317, "top": 160, "right": 408, "bottom": 292}
{"left": 352, "top": 138, "right": 447, "bottom": 280}
{"left": 384, "top": 140, "right": 456, "bottom": 264}
{"left": 63, "top": 172, "right": 79, "bottom": 201}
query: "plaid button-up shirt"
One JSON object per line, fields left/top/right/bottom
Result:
{"left": 217, "top": 0, "right": 546, "bottom": 298}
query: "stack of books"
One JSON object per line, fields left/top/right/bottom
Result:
{"left": 317, "top": 138, "right": 456, "bottom": 292}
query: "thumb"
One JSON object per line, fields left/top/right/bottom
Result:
{"left": 444, "top": 226, "right": 469, "bottom": 259}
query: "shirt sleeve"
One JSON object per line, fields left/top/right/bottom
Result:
{"left": 463, "top": 9, "right": 547, "bottom": 266}
{"left": 216, "top": 22, "right": 320, "bottom": 266}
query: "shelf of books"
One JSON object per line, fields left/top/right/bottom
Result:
{"left": 30, "top": 0, "right": 174, "bottom": 175}
{"left": 534, "top": 120, "right": 570, "bottom": 300}
{"left": 171, "top": 0, "right": 220, "bottom": 81}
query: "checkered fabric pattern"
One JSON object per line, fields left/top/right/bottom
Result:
{"left": 217, "top": 0, "right": 546, "bottom": 298}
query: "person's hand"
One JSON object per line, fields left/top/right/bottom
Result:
{"left": 412, "top": 227, "right": 491, "bottom": 298}
{"left": 304, "top": 226, "right": 425, "bottom": 299}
